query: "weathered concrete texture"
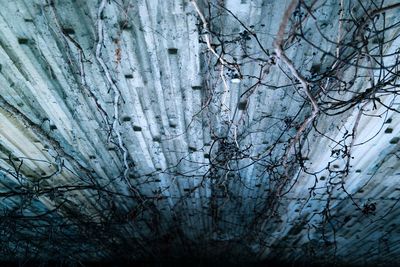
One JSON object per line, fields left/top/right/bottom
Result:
{"left": 1, "top": 0, "right": 400, "bottom": 266}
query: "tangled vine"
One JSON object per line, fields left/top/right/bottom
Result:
{"left": 0, "top": 0, "right": 400, "bottom": 266}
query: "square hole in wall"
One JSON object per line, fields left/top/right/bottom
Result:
{"left": 133, "top": 125, "right": 142, "bottom": 131}
{"left": 168, "top": 48, "right": 178, "bottom": 54}
{"left": 385, "top": 128, "right": 393, "bottom": 134}
{"left": 18, "top": 38, "right": 29, "bottom": 44}
{"left": 62, "top": 28, "right": 75, "bottom": 35}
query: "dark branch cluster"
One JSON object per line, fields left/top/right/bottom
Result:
{"left": 1, "top": 0, "right": 400, "bottom": 266}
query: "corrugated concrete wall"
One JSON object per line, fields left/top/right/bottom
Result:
{"left": 1, "top": 0, "right": 400, "bottom": 266}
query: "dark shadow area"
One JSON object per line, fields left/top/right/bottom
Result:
{"left": 0, "top": 261, "right": 397, "bottom": 267}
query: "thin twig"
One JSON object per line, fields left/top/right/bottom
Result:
{"left": 274, "top": 0, "right": 319, "bottom": 175}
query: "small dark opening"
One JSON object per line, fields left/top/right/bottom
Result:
{"left": 122, "top": 116, "right": 132, "bottom": 122}
{"left": 18, "top": 38, "right": 29, "bottom": 44}
{"left": 385, "top": 128, "right": 393, "bottom": 134}
{"left": 62, "top": 28, "right": 75, "bottom": 35}
{"left": 168, "top": 48, "right": 178, "bottom": 54}
{"left": 238, "top": 101, "right": 247, "bottom": 110}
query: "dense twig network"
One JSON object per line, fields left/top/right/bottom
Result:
{"left": 0, "top": 0, "right": 400, "bottom": 266}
